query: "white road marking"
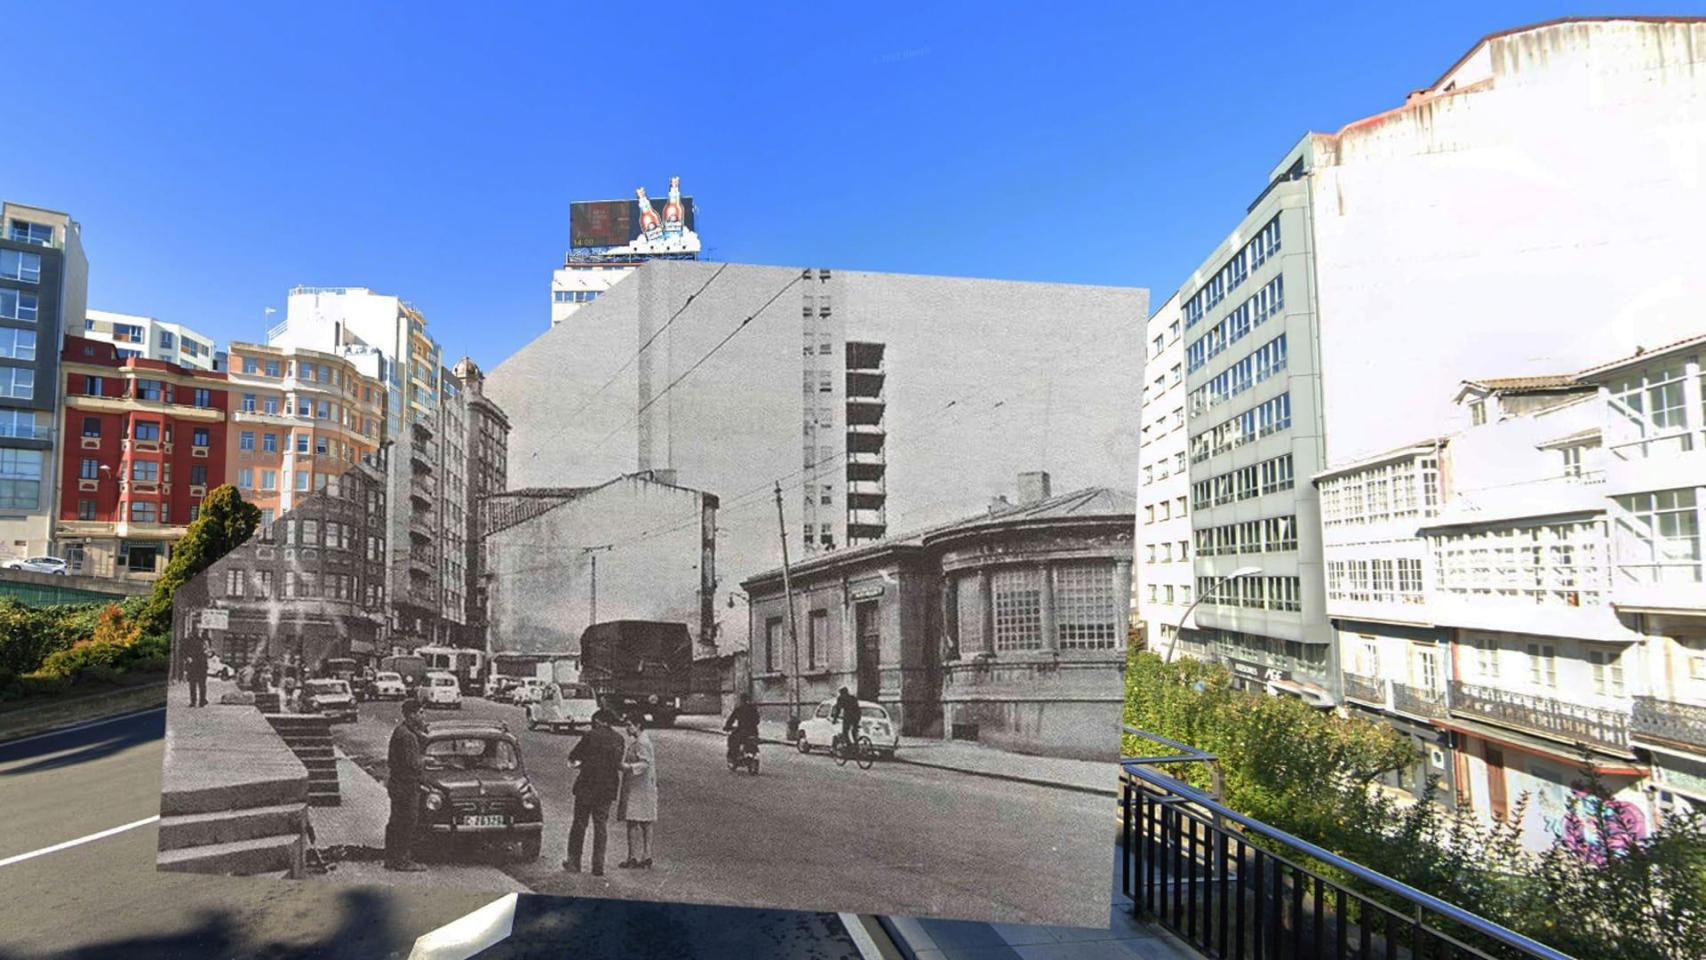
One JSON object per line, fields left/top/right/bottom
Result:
{"left": 0, "top": 705, "right": 164, "bottom": 749}
{"left": 0, "top": 814, "right": 161, "bottom": 868}
{"left": 839, "top": 913, "right": 893, "bottom": 960}
{"left": 406, "top": 893, "right": 518, "bottom": 960}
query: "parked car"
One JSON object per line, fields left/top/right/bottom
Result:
{"left": 302, "top": 679, "right": 358, "bottom": 723}
{"left": 796, "top": 699, "right": 900, "bottom": 758}
{"left": 485, "top": 677, "right": 521, "bottom": 702}
{"left": 205, "top": 654, "right": 234, "bottom": 681}
{"left": 2, "top": 556, "right": 67, "bottom": 575}
{"left": 417, "top": 671, "right": 464, "bottom": 709}
{"left": 370, "top": 671, "right": 407, "bottom": 701}
{"left": 525, "top": 682, "right": 600, "bottom": 733}
{"left": 414, "top": 719, "right": 543, "bottom": 861}
{"left": 510, "top": 678, "right": 549, "bottom": 705}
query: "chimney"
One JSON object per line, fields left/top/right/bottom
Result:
{"left": 1017, "top": 471, "right": 1051, "bottom": 506}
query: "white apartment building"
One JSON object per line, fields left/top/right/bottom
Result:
{"left": 84, "top": 309, "right": 219, "bottom": 371}
{"left": 1318, "top": 332, "right": 1706, "bottom": 850}
{"left": 1134, "top": 294, "right": 1195, "bottom": 653}
{"left": 1154, "top": 16, "right": 1706, "bottom": 702}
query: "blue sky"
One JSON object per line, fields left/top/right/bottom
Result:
{"left": 7, "top": 3, "right": 1697, "bottom": 369}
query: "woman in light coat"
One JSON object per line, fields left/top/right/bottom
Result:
{"left": 616, "top": 715, "right": 658, "bottom": 869}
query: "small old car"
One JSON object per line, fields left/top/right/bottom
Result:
{"left": 414, "top": 720, "right": 544, "bottom": 861}
{"left": 417, "top": 671, "right": 463, "bottom": 709}
{"left": 370, "top": 671, "right": 407, "bottom": 701}
{"left": 509, "top": 678, "right": 549, "bottom": 706}
{"left": 301, "top": 679, "right": 358, "bottom": 724}
{"left": 796, "top": 698, "right": 900, "bottom": 758}
{"left": 525, "top": 682, "right": 600, "bottom": 733}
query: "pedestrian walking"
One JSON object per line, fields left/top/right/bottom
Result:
{"left": 384, "top": 699, "right": 428, "bottom": 872}
{"left": 185, "top": 633, "right": 209, "bottom": 708}
{"left": 563, "top": 708, "right": 627, "bottom": 876}
{"left": 617, "top": 715, "right": 658, "bottom": 870}
{"left": 237, "top": 661, "right": 254, "bottom": 691}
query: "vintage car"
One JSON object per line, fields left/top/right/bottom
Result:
{"left": 301, "top": 679, "right": 358, "bottom": 723}
{"left": 370, "top": 671, "right": 408, "bottom": 701}
{"left": 796, "top": 698, "right": 900, "bottom": 758}
{"left": 414, "top": 720, "right": 544, "bottom": 861}
{"left": 417, "top": 671, "right": 464, "bottom": 709}
{"left": 509, "top": 678, "right": 550, "bottom": 705}
{"left": 525, "top": 682, "right": 600, "bottom": 733}
{"left": 204, "top": 654, "right": 234, "bottom": 681}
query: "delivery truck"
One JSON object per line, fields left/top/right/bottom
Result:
{"left": 577, "top": 620, "right": 692, "bottom": 727}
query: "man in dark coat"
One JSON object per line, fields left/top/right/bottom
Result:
{"left": 831, "top": 687, "right": 862, "bottom": 749}
{"left": 724, "top": 692, "right": 760, "bottom": 762}
{"left": 185, "top": 634, "right": 210, "bottom": 708}
{"left": 564, "top": 709, "right": 627, "bottom": 876}
{"left": 385, "top": 699, "right": 428, "bottom": 871}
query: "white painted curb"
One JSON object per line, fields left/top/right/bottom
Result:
{"left": 406, "top": 893, "right": 519, "bottom": 960}
{"left": 839, "top": 913, "right": 891, "bottom": 960}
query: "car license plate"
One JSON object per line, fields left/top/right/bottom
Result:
{"left": 458, "top": 814, "right": 505, "bottom": 827}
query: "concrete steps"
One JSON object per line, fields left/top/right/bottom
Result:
{"left": 159, "top": 774, "right": 308, "bottom": 816}
{"left": 157, "top": 833, "right": 305, "bottom": 877}
{"left": 158, "top": 802, "right": 308, "bottom": 850}
{"left": 265, "top": 714, "right": 340, "bottom": 807}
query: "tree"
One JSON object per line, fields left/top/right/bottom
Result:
{"left": 133, "top": 484, "right": 260, "bottom": 640}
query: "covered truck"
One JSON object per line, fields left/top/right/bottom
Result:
{"left": 576, "top": 620, "right": 692, "bottom": 727}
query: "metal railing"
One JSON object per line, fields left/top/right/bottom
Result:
{"left": 1448, "top": 680, "right": 1629, "bottom": 752}
{"left": 1341, "top": 672, "right": 1383, "bottom": 705}
{"left": 1121, "top": 727, "right": 1572, "bottom": 960}
{"left": 1631, "top": 695, "right": 1706, "bottom": 753}
{"left": 1392, "top": 682, "right": 1447, "bottom": 720}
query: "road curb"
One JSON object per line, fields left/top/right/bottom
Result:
{"left": 671, "top": 722, "right": 1117, "bottom": 798}
{"left": 0, "top": 686, "right": 168, "bottom": 745}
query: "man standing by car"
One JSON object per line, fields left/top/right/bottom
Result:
{"left": 185, "top": 633, "right": 209, "bottom": 708}
{"left": 385, "top": 699, "right": 428, "bottom": 872}
{"left": 831, "top": 686, "right": 862, "bottom": 750}
{"left": 724, "top": 692, "right": 760, "bottom": 763}
{"left": 564, "top": 709, "right": 626, "bottom": 876}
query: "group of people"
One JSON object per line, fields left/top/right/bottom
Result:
{"left": 379, "top": 699, "right": 659, "bottom": 876}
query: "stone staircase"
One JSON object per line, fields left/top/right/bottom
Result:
{"left": 264, "top": 713, "right": 340, "bottom": 807}
{"left": 156, "top": 749, "right": 308, "bottom": 877}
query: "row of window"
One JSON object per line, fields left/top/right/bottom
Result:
{"left": 236, "top": 466, "right": 328, "bottom": 494}
{"left": 1188, "top": 334, "right": 1287, "bottom": 417}
{"left": 0, "top": 409, "right": 45, "bottom": 440}
{"left": 552, "top": 290, "right": 603, "bottom": 303}
{"left": 1143, "top": 495, "right": 1187, "bottom": 525}
{"left": 1186, "top": 275, "right": 1285, "bottom": 374}
{"left": 1194, "top": 574, "right": 1303, "bottom": 612}
{"left": 1202, "top": 626, "right": 1327, "bottom": 672}
{"left": 1189, "top": 393, "right": 1292, "bottom": 464}
{"left": 81, "top": 374, "right": 216, "bottom": 408}
{"left": 1183, "top": 215, "right": 1281, "bottom": 331}
{"left": 1613, "top": 488, "right": 1702, "bottom": 584}
{"left": 238, "top": 430, "right": 358, "bottom": 460}
{"left": 78, "top": 456, "right": 208, "bottom": 486}
{"left": 1139, "top": 450, "right": 1187, "bottom": 486}
{"left": 1191, "top": 454, "right": 1297, "bottom": 510}
{"left": 1320, "top": 457, "right": 1441, "bottom": 526}
{"left": 1145, "top": 581, "right": 1193, "bottom": 606}
{"left": 1327, "top": 558, "right": 1426, "bottom": 604}
{"left": 1143, "top": 539, "right": 1191, "bottom": 564}
{"left": 77, "top": 418, "right": 206, "bottom": 447}
{"left": 225, "top": 567, "right": 374, "bottom": 603}
{"left": 0, "top": 249, "right": 42, "bottom": 283}
{"left": 1194, "top": 516, "right": 1299, "bottom": 557}
{"left": 1433, "top": 520, "right": 1606, "bottom": 607}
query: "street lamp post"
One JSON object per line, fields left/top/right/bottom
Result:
{"left": 1164, "top": 566, "right": 1263, "bottom": 664}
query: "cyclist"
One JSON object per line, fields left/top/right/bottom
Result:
{"left": 830, "top": 687, "right": 862, "bottom": 754}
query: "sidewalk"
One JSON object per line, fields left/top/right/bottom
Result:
{"left": 309, "top": 744, "right": 524, "bottom": 893}
{"left": 674, "top": 715, "right": 1118, "bottom": 796}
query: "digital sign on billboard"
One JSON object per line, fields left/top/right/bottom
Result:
{"left": 571, "top": 196, "right": 696, "bottom": 250}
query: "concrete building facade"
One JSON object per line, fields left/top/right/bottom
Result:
{"left": 435, "top": 365, "right": 469, "bottom": 646}
{"left": 0, "top": 202, "right": 86, "bottom": 561}
{"left": 1134, "top": 293, "right": 1194, "bottom": 654}
{"left": 453, "top": 357, "right": 509, "bottom": 650}
{"left": 84, "top": 309, "right": 219, "bottom": 371}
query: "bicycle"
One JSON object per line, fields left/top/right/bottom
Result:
{"left": 830, "top": 732, "right": 876, "bottom": 770}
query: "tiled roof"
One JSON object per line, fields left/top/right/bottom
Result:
{"left": 1574, "top": 332, "right": 1706, "bottom": 379}
{"left": 1461, "top": 375, "right": 1583, "bottom": 394}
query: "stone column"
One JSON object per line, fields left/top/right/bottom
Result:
{"left": 1039, "top": 562, "right": 1058, "bottom": 653}
{"left": 976, "top": 568, "right": 993, "bottom": 655}
{"left": 1114, "top": 558, "right": 1134, "bottom": 632}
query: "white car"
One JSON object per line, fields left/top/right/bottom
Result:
{"left": 371, "top": 671, "right": 407, "bottom": 701}
{"left": 796, "top": 699, "right": 900, "bottom": 758}
{"left": 526, "top": 682, "right": 601, "bottom": 733}
{"left": 205, "top": 654, "right": 234, "bottom": 680}
{"left": 417, "top": 671, "right": 463, "bottom": 709}
{"left": 302, "top": 679, "right": 358, "bottom": 723}
{"left": 3, "top": 556, "right": 67, "bottom": 575}
{"left": 511, "top": 678, "right": 550, "bottom": 705}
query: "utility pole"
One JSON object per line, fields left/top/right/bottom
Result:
{"left": 774, "top": 482, "right": 803, "bottom": 737}
{"left": 583, "top": 545, "right": 613, "bottom": 627}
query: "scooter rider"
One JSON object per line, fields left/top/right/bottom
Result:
{"left": 831, "top": 686, "right": 862, "bottom": 750}
{"left": 724, "top": 692, "right": 760, "bottom": 762}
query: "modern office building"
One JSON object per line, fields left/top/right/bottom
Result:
{"left": 488, "top": 260, "right": 1144, "bottom": 658}
{"left": 1134, "top": 293, "right": 1194, "bottom": 655}
{"left": 223, "top": 340, "right": 386, "bottom": 527}
{"left": 0, "top": 202, "right": 87, "bottom": 561}
{"left": 550, "top": 177, "right": 702, "bottom": 329}
{"left": 53, "top": 336, "right": 229, "bottom": 580}
{"left": 270, "top": 286, "right": 445, "bottom": 649}
{"left": 453, "top": 356, "right": 509, "bottom": 650}
{"left": 84, "top": 309, "right": 219, "bottom": 371}
{"left": 1153, "top": 16, "right": 1706, "bottom": 701}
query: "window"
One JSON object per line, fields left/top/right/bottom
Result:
{"left": 0, "top": 327, "right": 36, "bottom": 361}
{"left": 8, "top": 220, "right": 53, "bottom": 245}
{"left": 192, "top": 388, "right": 211, "bottom": 408}
{"left": 1433, "top": 520, "right": 1606, "bottom": 607}
{"left": 79, "top": 457, "right": 99, "bottom": 480}
{"left": 296, "top": 470, "right": 310, "bottom": 491}
{"left": 260, "top": 470, "right": 277, "bottom": 491}
{"left": 0, "top": 366, "right": 34, "bottom": 399}
{"left": 296, "top": 434, "right": 309, "bottom": 454}
{"left": 0, "top": 448, "right": 43, "bottom": 509}
{"left": 764, "top": 617, "right": 783, "bottom": 673}
{"left": 190, "top": 465, "right": 206, "bottom": 486}
{"left": 1526, "top": 642, "right": 1558, "bottom": 687}
{"left": 0, "top": 249, "right": 42, "bottom": 283}
{"left": 991, "top": 567, "right": 1044, "bottom": 651}
{"left": 239, "top": 431, "right": 256, "bottom": 452}
{"left": 1473, "top": 636, "right": 1499, "bottom": 678}
{"left": 265, "top": 360, "right": 281, "bottom": 378}
{"left": 1613, "top": 488, "right": 1702, "bottom": 585}
{"left": 1054, "top": 563, "right": 1120, "bottom": 650}
{"left": 1588, "top": 646, "right": 1624, "bottom": 698}
{"left": 131, "top": 501, "right": 158, "bottom": 524}
{"left": 301, "top": 519, "right": 320, "bottom": 545}
{"left": 808, "top": 609, "right": 828, "bottom": 668}
{"left": 131, "top": 461, "right": 159, "bottom": 482}
{"left": 84, "top": 374, "right": 105, "bottom": 397}
{"left": 237, "top": 468, "right": 254, "bottom": 489}
{"left": 1398, "top": 558, "right": 1424, "bottom": 600}
{"left": 192, "top": 428, "right": 210, "bottom": 447}
{"left": 78, "top": 498, "right": 97, "bottom": 520}
{"left": 1469, "top": 400, "right": 1487, "bottom": 426}
{"left": 261, "top": 432, "right": 277, "bottom": 453}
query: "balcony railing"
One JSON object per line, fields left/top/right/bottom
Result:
{"left": 1341, "top": 672, "right": 1383, "bottom": 705}
{"left": 1448, "top": 680, "right": 1629, "bottom": 752}
{"left": 1631, "top": 695, "right": 1706, "bottom": 754}
{"left": 1122, "top": 727, "right": 1569, "bottom": 960}
{"left": 1391, "top": 682, "right": 1448, "bottom": 720}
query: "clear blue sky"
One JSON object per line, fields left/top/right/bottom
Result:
{"left": 7, "top": 3, "right": 1695, "bottom": 370}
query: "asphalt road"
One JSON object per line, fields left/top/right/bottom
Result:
{"left": 337, "top": 697, "right": 1111, "bottom": 927}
